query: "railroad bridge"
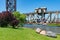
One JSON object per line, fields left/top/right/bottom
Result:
{"left": 6, "top": 0, "right": 16, "bottom": 12}
{"left": 25, "top": 7, "right": 60, "bottom": 23}
{"left": 5, "top": 0, "right": 60, "bottom": 23}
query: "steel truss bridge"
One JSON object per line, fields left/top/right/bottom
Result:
{"left": 5, "top": 0, "right": 60, "bottom": 23}
{"left": 25, "top": 8, "right": 60, "bottom": 23}
{"left": 6, "top": 0, "right": 16, "bottom": 12}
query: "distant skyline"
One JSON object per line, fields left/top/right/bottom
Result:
{"left": 0, "top": 0, "right": 60, "bottom": 13}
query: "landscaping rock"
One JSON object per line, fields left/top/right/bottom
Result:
{"left": 36, "top": 28, "right": 41, "bottom": 33}
{"left": 46, "top": 31, "right": 57, "bottom": 38}
{"left": 40, "top": 30, "right": 47, "bottom": 35}
{"left": 36, "top": 28, "right": 57, "bottom": 38}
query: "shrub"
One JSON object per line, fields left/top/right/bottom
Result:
{"left": 13, "top": 11, "right": 26, "bottom": 23}
{"left": 10, "top": 20, "right": 19, "bottom": 28}
{"left": 0, "top": 11, "right": 19, "bottom": 28}
{"left": 0, "top": 11, "right": 12, "bottom": 27}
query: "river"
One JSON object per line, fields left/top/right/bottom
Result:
{"left": 23, "top": 24, "right": 60, "bottom": 34}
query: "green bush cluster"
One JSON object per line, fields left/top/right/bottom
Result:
{"left": 13, "top": 11, "right": 26, "bottom": 27}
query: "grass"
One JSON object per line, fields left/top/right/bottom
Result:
{"left": 48, "top": 23, "right": 60, "bottom": 26}
{"left": 0, "top": 27, "right": 60, "bottom": 40}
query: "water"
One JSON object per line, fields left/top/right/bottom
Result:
{"left": 23, "top": 24, "right": 60, "bottom": 34}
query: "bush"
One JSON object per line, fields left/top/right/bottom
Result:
{"left": 10, "top": 20, "right": 19, "bottom": 28}
{"left": 0, "top": 11, "right": 12, "bottom": 27}
{"left": 13, "top": 11, "right": 26, "bottom": 23}
{"left": 0, "top": 11, "right": 19, "bottom": 28}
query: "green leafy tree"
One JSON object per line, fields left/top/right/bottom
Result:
{"left": 13, "top": 11, "right": 26, "bottom": 23}
{"left": 13, "top": 11, "right": 20, "bottom": 20}
{"left": 19, "top": 14, "right": 26, "bottom": 23}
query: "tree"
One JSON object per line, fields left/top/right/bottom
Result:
{"left": 13, "top": 11, "right": 26, "bottom": 23}
{"left": 19, "top": 14, "right": 26, "bottom": 23}
{"left": 13, "top": 11, "right": 20, "bottom": 20}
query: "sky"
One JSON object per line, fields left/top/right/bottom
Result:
{"left": 0, "top": 0, "right": 60, "bottom": 13}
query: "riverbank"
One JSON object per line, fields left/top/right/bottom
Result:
{"left": 24, "top": 24, "right": 60, "bottom": 34}
{"left": 48, "top": 23, "right": 60, "bottom": 27}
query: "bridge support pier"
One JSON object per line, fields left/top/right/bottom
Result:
{"left": 50, "top": 13, "right": 52, "bottom": 23}
{"left": 41, "top": 13, "right": 45, "bottom": 18}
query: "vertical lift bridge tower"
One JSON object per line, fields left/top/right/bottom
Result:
{"left": 6, "top": 0, "right": 16, "bottom": 12}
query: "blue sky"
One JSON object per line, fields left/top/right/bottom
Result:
{"left": 0, "top": 0, "right": 60, "bottom": 13}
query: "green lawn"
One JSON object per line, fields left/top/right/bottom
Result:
{"left": 0, "top": 27, "right": 60, "bottom": 40}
